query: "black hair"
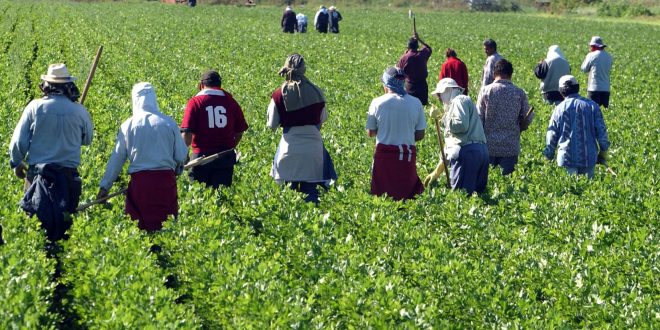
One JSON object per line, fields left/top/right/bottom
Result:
{"left": 201, "top": 70, "right": 222, "bottom": 88}
{"left": 493, "top": 59, "right": 513, "bottom": 78}
{"left": 483, "top": 38, "right": 497, "bottom": 51}
{"left": 39, "top": 81, "right": 80, "bottom": 102}
{"left": 559, "top": 82, "right": 579, "bottom": 97}
{"left": 407, "top": 38, "right": 419, "bottom": 51}
{"left": 446, "top": 48, "right": 457, "bottom": 58}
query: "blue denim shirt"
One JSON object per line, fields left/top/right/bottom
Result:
{"left": 9, "top": 95, "right": 93, "bottom": 169}
{"left": 543, "top": 94, "right": 610, "bottom": 168}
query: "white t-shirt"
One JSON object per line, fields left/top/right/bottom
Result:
{"left": 366, "top": 93, "right": 427, "bottom": 146}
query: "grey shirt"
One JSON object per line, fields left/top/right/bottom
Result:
{"left": 481, "top": 52, "right": 503, "bottom": 89}
{"left": 9, "top": 95, "right": 93, "bottom": 169}
{"left": 581, "top": 50, "right": 613, "bottom": 92}
{"left": 542, "top": 56, "right": 571, "bottom": 93}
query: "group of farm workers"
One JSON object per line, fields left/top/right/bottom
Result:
{"left": 4, "top": 34, "right": 611, "bottom": 244}
{"left": 281, "top": 5, "right": 342, "bottom": 34}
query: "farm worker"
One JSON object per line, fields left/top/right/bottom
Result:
{"left": 366, "top": 67, "right": 426, "bottom": 200}
{"left": 9, "top": 63, "right": 93, "bottom": 242}
{"left": 477, "top": 59, "right": 534, "bottom": 175}
{"left": 188, "top": 0, "right": 196, "bottom": 7}
{"left": 534, "top": 45, "right": 571, "bottom": 105}
{"left": 428, "top": 78, "right": 489, "bottom": 194}
{"left": 328, "top": 6, "right": 342, "bottom": 33}
{"left": 281, "top": 6, "right": 297, "bottom": 33}
{"left": 438, "top": 48, "right": 469, "bottom": 96}
{"left": 397, "top": 32, "right": 432, "bottom": 105}
{"left": 480, "top": 38, "right": 503, "bottom": 95}
{"left": 296, "top": 13, "right": 308, "bottom": 33}
{"left": 97, "top": 83, "right": 188, "bottom": 231}
{"left": 314, "top": 5, "right": 329, "bottom": 33}
{"left": 181, "top": 71, "right": 248, "bottom": 188}
{"left": 581, "top": 36, "right": 612, "bottom": 108}
{"left": 543, "top": 75, "right": 610, "bottom": 178}
{"left": 267, "top": 54, "right": 337, "bottom": 203}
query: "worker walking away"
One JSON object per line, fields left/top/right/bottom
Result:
{"left": 97, "top": 83, "right": 187, "bottom": 231}
{"left": 397, "top": 32, "right": 432, "bottom": 105}
{"left": 438, "top": 48, "right": 469, "bottom": 96}
{"left": 477, "top": 59, "right": 534, "bottom": 175}
{"left": 534, "top": 45, "right": 571, "bottom": 105}
{"left": 281, "top": 6, "right": 297, "bottom": 33}
{"left": 9, "top": 63, "right": 93, "bottom": 242}
{"left": 430, "top": 78, "right": 489, "bottom": 194}
{"left": 328, "top": 6, "right": 342, "bottom": 33}
{"left": 181, "top": 71, "right": 248, "bottom": 188}
{"left": 267, "top": 54, "right": 337, "bottom": 203}
{"left": 543, "top": 75, "right": 610, "bottom": 178}
{"left": 314, "top": 5, "right": 329, "bottom": 33}
{"left": 367, "top": 67, "right": 426, "bottom": 201}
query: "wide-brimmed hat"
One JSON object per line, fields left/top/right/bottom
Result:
{"left": 589, "top": 36, "right": 606, "bottom": 48}
{"left": 40, "top": 63, "right": 77, "bottom": 83}
{"left": 558, "top": 75, "right": 578, "bottom": 88}
{"left": 329, "top": 6, "right": 336, "bottom": 10}
{"left": 431, "top": 78, "right": 462, "bottom": 95}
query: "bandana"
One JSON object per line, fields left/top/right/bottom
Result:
{"left": 278, "top": 54, "right": 325, "bottom": 112}
{"left": 381, "top": 67, "right": 406, "bottom": 96}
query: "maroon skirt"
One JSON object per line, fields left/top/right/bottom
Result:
{"left": 371, "top": 144, "right": 424, "bottom": 201}
{"left": 125, "top": 170, "right": 177, "bottom": 231}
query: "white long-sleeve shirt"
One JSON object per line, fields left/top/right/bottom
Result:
{"left": 100, "top": 83, "right": 187, "bottom": 191}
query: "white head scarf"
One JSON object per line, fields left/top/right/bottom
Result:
{"left": 546, "top": 45, "right": 565, "bottom": 62}
{"left": 440, "top": 88, "right": 463, "bottom": 106}
{"left": 131, "top": 82, "right": 161, "bottom": 115}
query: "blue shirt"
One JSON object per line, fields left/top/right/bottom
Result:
{"left": 544, "top": 94, "right": 610, "bottom": 168}
{"left": 9, "top": 95, "right": 93, "bottom": 169}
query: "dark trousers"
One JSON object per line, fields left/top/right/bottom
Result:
{"left": 588, "top": 91, "right": 610, "bottom": 108}
{"left": 189, "top": 151, "right": 237, "bottom": 189}
{"left": 449, "top": 143, "right": 489, "bottom": 194}
{"left": 542, "top": 91, "right": 564, "bottom": 105}
{"left": 288, "top": 182, "right": 326, "bottom": 203}
{"left": 405, "top": 81, "right": 429, "bottom": 105}
{"left": 489, "top": 155, "right": 518, "bottom": 175}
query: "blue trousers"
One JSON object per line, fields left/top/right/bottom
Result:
{"left": 489, "top": 155, "right": 518, "bottom": 175}
{"left": 450, "top": 143, "right": 489, "bottom": 194}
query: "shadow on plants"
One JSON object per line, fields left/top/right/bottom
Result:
{"left": 45, "top": 241, "right": 83, "bottom": 329}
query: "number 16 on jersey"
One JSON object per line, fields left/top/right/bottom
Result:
{"left": 206, "top": 105, "right": 227, "bottom": 128}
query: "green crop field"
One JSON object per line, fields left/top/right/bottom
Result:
{"left": 0, "top": 0, "right": 658, "bottom": 328}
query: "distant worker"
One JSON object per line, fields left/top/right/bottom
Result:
{"left": 429, "top": 78, "right": 488, "bottom": 194}
{"left": 438, "top": 48, "right": 469, "bottom": 96}
{"left": 581, "top": 36, "right": 612, "bottom": 108}
{"left": 397, "top": 32, "right": 432, "bottom": 105}
{"left": 543, "top": 75, "right": 610, "bottom": 178}
{"left": 188, "top": 0, "right": 196, "bottom": 7}
{"left": 534, "top": 45, "right": 571, "bottom": 105}
{"left": 181, "top": 71, "right": 248, "bottom": 188}
{"left": 366, "top": 67, "right": 426, "bottom": 201}
{"left": 98, "top": 83, "right": 188, "bottom": 232}
{"left": 480, "top": 38, "right": 503, "bottom": 94}
{"left": 9, "top": 63, "right": 93, "bottom": 242}
{"left": 281, "top": 6, "right": 297, "bottom": 33}
{"left": 296, "top": 13, "right": 308, "bottom": 33}
{"left": 314, "top": 5, "right": 329, "bottom": 33}
{"left": 328, "top": 6, "right": 342, "bottom": 33}
{"left": 267, "top": 54, "right": 337, "bottom": 203}
{"left": 477, "top": 59, "right": 534, "bottom": 175}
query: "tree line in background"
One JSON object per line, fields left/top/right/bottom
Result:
{"left": 73, "top": 0, "right": 656, "bottom": 17}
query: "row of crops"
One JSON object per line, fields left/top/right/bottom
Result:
{"left": 0, "top": 0, "right": 658, "bottom": 327}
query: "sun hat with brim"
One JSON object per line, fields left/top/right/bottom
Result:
{"left": 589, "top": 36, "right": 606, "bottom": 48}
{"left": 558, "top": 75, "right": 578, "bottom": 88}
{"left": 431, "top": 78, "right": 462, "bottom": 95}
{"left": 40, "top": 63, "right": 77, "bottom": 83}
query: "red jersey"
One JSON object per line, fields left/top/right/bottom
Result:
{"left": 181, "top": 88, "right": 248, "bottom": 154}
{"left": 439, "top": 56, "right": 469, "bottom": 95}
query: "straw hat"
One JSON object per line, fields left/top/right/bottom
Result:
{"left": 40, "top": 63, "right": 77, "bottom": 83}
